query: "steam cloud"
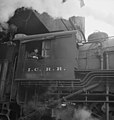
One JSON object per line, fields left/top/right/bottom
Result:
{"left": 54, "top": 105, "right": 100, "bottom": 120}
{"left": 0, "top": 0, "right": 81, "bottom": 23}
{"left": 73, "top": 107, "right": 99, "bottom": 120}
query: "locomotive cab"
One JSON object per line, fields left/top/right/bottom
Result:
{"left": 14, "top": 30, "right": 78, "bottom": 80}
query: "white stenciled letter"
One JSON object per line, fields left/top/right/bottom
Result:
{"left": 27, "top": 68, "right": 31, "bottom": 72}
{"left": 34, "top": 68, "right": 39, "bottom": 71}
{"left": 46, "top": 67, "right": 51, "bottom": 71}
{"left": 57, "top": 67, "right": 62, "bottom": 71}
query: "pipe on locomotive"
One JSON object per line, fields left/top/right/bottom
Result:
{"left": 48, "top": 83, "right": 99, "bottom": 107}
{"left": 13, "top": 30, "right": 86, "bottom": 43}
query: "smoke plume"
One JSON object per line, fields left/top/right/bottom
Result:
{"left": 0, "top": 0, "right": 81, "bottom": 23}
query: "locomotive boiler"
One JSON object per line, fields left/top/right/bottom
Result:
{"left": 0, "top": 30, "right": 114, "bottom": 120}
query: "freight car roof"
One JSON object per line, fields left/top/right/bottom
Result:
{"left": 13, "top": 30, "right": 78, "bottom": 43}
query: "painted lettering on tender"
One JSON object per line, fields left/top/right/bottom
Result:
{"left": 27, "top": 66, "right": 66, "bottom": 72}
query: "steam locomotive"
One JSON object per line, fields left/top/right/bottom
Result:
{"left": 0, "top": 30, "right": 114, "bottom": 120}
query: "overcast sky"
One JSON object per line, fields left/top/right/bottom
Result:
{"left": 0, "top": 0, "right": 114, "bottom": 38}
{"left": 83, "top": 0, "right": 114, "bottom": 38}
{"left": 59, "top": 0, "right": 114, "bottom": 38}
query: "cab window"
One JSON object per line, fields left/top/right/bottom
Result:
{"left": 25, "top": 40, "right": 51, "bottom": 60}
{"left": 42, "top": 40, "right": 51, "bottom": 58}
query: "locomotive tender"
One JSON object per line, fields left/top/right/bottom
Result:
{"left": 0, "top": 30, "right": 114, "bottom": 120}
